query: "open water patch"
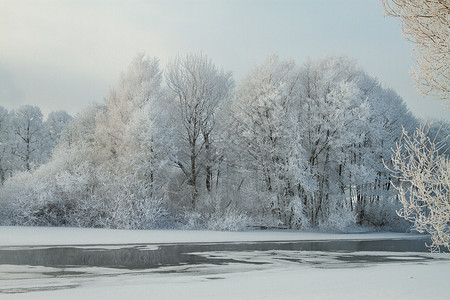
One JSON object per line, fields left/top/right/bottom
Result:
{"left": 0, "top": 237, "right": 434, "bottom": 270}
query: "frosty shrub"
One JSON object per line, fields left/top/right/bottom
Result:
{"left": 181, "top": 191, "right": 251, "bottom": 231}
{"left": 0, "top": 153, "right": 168, "bottom": 229}
{"left": 181, "top": 211, "right": 205, "bottom": 230}
{"left": 181, "top": 209, "right": 250, "bottom": 231}
{"left": 0, "top": 171, "right": 44, "bottom": 225}
{"left": 61, "top": 177, "right": 166, "bottom": 229}
{"left": 318, "top": 199, "right": 356, "bottom": 233}
{"left": 206, "top": 209, "right": 251, "bottom": 231}
{"left": 0, "top": 196, "right": 12, "bottom": 225}
{"left": 287, "top": 196, "right": 311, "bottom": 230}
{"left": 363, "top": 199, "right": 409, "bottom": 231}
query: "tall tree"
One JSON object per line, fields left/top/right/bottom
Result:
{"left": 295, "top": 56, "right": 369, "bottom": 227}
{"left": 232, "top": 55, "right": 309, "bottom": 227}
{"left": 381, "top": 0, "right": 450, "bottom": 101}
{"left": 165, "top": 53, "right": 234, "bottom": 206}
{"left": 0, "top": 106, "right": 11, "bottom": 183}
{"left": 97, "top": 53, "right": 162, "bottom": 162}
{"left": 10, "top": 105, "right": 45, "bottom": 171}
{"left": 43, "top": 110, "right": 72, "bottom": 161}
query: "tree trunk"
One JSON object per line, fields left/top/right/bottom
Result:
{"left": 204, "top": 133, "right": 212, "bottom": 192}
{"left": 190, "top": 147, "right": 197, "bottom": 208}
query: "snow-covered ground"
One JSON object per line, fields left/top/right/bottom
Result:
{"left": 0, "top": 226, "right": 449, "bottom": 300}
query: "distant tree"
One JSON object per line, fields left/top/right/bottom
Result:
{"left": 355, "top": 75, "right": 417, "bottom": 227}
{"left": 10, "top": 105, "right": 45, "bottom": 171}
{"left": 0, "top": 106, "right": 12, "bottom": 183}
{"left": 389, "top": 123, "right": 449, "bottom": 252}
{"left": 232, "top": 55, "right": 309, "bottom": 227}
{"left": 295, "top": 56, "right": 371, "bottom": 229}
{"left": 43, "top": 110, "right": 72, "bottom": 160}
{"left": 97, "top": 53, "right": 162, "bottom": 161}
{"left": 0, "top": 106, "right": 72, "bottom": 183}
{"left": 381, "top": 0, "right": 450, "bottom": 101}
{"left": 0, "top": 55, "right": 169, "bottom": 229}
{"left": 165, "top": 53, "right": 234, "bottom": 207}
{"left": 91, "top": 53, "right": 169, "bottom": 228}
{"left": 0, "top": 53, "right": 427, "bottom": 232}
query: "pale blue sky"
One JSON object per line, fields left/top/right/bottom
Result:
{"left": 0, "top": 0, "right": 447, "bottom": 120}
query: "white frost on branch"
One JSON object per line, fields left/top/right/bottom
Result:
{"left": 389, "top": 123, "right": 449, "bottom": 252}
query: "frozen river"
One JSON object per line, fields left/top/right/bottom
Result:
{"left": 0, "top": 228, "right": 448, "bottom": 299}
{"left": 0, "top": 237, "right": 435, "bottom": 270}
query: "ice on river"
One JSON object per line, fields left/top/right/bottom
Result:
{"left": 0, "top": 226, "right": 448, "bottom": 300}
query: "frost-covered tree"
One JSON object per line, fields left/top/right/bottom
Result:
{"left": 0, "top": 106, "right": 12, "bottom": 183}
{"left": 294, "top": 56, "right": 370, "bottom": 228}
{"left": 0, "top": 55, "right": 170, "bottom": 229}
{"left": 381, "top": 1, "right": 450, "bottom": 250}
{"left": 96, "top": 53, "right": 162, "bottom": 162}
{"left": 232, "top": 55, "right": 415, "bottom": 230}
{"left": 86, "top": 53, "right": 170, "bottom": 228}
{"left": 121, "top": 93, "right": 177, "bottom": 201}
{"left": 381, "top": 0, "right": 450, "bottom": 101}
{"left": 43, "top": 110, "right": 72, "bottom": 158}
{"left": 389, "top": 123, "right": 449, "bottom": 251}
{"left": 10, "top": 105, "right": 45, "bottom": 171}
{"left": 232, "top": 55, "right": 310, "bottom": 228}
{"left": 0, "top": 106, "right": 72, "bottom": 183}
{"left": 350, "top": 75, "right": 417, "bottom": 227}
{"left": 165, "top": 53, "right": 234, "bottom": 207}
{"left": 0, "top": 53, "right": 425, "bottom": 232}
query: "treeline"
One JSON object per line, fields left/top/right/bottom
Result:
{"left": 0, "top": 53, "right": 447, "bottom": 231}
{"left": 0, "top": 106, "right": 72, "bottom": 182}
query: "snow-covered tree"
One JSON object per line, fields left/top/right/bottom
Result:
{"left": 0, "top": 106, "right": 72, "bottom": 183}
{"left": 381, "top": 0, "right": 450, "bottom": 101}
{"left": 10, "top": 105, "right": 45, "bottom": 171}
{"left": 96, "top": 53, "right": 162, "bottom": 162}
{"left": 232, "top": 55, "right": 415, "bottom": 230}
{"left": 389, "top": 123, "right": 449, "bottom": 251}
{"left": 232, "top": 55, "right": 310, "bottom": 228}
{"left": 355, "top": 79, "right": 416, "bottom": 227}
{"left": 381, "top": 1, "right": 450, "bottom": 249}
{"left": 0, "top": 55, "right": 170, "bottom": 229}
{"left": 85, "top": 53, "right": 170, "bottom": 228}
{"left": 43, "top": 110, "right": 73, "bottom": 159}
{"left": 294, "top": 56, "right": 370, "bottom": 228}
{"left": 0, "top": 106, "right": 12, "bottom": 183}
{"left": 165, "top": 53, "right": 234, "bottom": 207}
{"left": 0, "top": 53, "right": 425, "bottom": 232}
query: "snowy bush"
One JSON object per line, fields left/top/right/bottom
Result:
{"left": 288, "top": 196, "right": 311, "bottom": 230}
{"left": 180, "top": 191, "right": 251, "bottom": 231}
{"left": 181, "top": 211, "right": 205, "bottom": 230}
{"left": 206, "top": 209, "right": 251, "bottom": 231}
{"left": 318, "top": 199, "right": 356, "bottom": 233}
{"left": 363, "top": 199, "right": 410, "bottom": 231}
{"left": 0, "top": 170, "right": 47, "bottom": 225}
{"left": 0, "top": 151, "right": 168, "bottom": 229}
{"left": 93, "top": 172, "right": 168, "bottom": 229}
{"left": 181, "top": 208, "right": 250, "bottom": 231}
